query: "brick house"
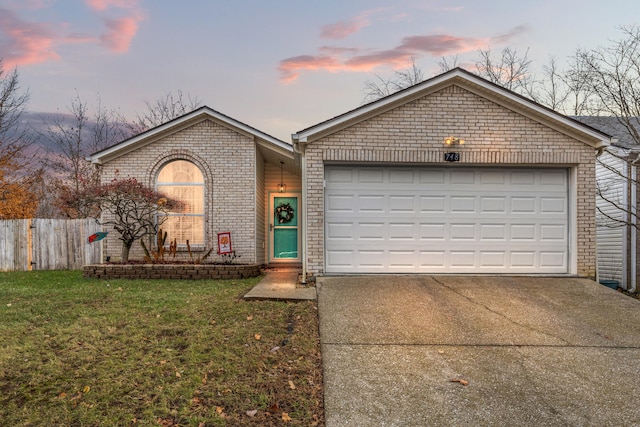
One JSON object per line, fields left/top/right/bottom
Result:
{"left": 89, "top": 68, "right": 611, "bottom": 278}
{"left": 88, "top": 107, "right": 301, "bottom": 266}
{"left": 293, "top": 68, "right": 610, "bottom": 278}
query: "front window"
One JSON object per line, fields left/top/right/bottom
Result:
{"left": 156, "top": 160, "right": 205, "bottom": 246}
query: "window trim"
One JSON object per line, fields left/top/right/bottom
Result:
{"left": 155, "top": 160, "right": 206, "bottom": 247}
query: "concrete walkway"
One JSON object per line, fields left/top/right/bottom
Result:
{"left": 244, "top": 268, "right": 316, "bottom": 300}
{"left": 318, "top": 275, "right": 640, "bottom": 426}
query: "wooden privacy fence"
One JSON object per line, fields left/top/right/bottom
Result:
{"left": 0, "top": 219, "right": 102, "bottom": 271}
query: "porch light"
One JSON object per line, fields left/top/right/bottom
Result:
{"left": 278, "top": 160, "right": 286, "bottom": 193}
{"left": 444, "top": 136, "right": 465, "bottom": 146}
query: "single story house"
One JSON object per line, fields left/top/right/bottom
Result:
{"left": 88, "top": 68, "right": 612, "bottom": 280}
{"left": 88, "top": 108, "right": 301, "bottom": 266}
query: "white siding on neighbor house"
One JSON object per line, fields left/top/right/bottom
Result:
{"left": 596, "top": 150, "right": 628, "bottom": 285}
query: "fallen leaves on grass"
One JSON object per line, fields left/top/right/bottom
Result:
{"left": 268, "top": 403, "right": 280, "bottom": 413}
{"left": 288, "top": 380, "right": 296, "bottom": 390}
{"left": 282, "top": 412, "right": 292, "bottom": 422}
{"left": 254, "top": 333, "right": 262, "bottom": 340}
{"left": 246, "top": 409, "right": 258, "bottom": 417}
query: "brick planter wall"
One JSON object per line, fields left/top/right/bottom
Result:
{"left": 83, "top": 264, "right": 262, "bottom": 280}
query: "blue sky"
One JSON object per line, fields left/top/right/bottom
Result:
{"left": 0, "top": 0, "right": 637, "bottom": 141}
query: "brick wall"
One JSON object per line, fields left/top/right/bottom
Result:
{"left": 83, "top": 263, "right": 261, "bottom": 280}
{"left": 304, "top": 84, "right": 597, "bottom": 277}
{"left": 99, "top": 119, "right": 257, "bottom": 264}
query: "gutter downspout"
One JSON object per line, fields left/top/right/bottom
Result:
{"left": 628, "top": 150, "right": 640, "bottom": 292}
{"left": 293, "top": 135, "right": 308, "bottom": 284}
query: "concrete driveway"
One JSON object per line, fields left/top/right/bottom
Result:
{"left": 317, "top": 276, "right": 640, "bottom": 426}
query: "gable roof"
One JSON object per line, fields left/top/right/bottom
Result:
{"left": 292, "top": 67, "right": 612, "bottom": 150}
{"left": 88, "top": 106, "right": 293, "bottom": 165}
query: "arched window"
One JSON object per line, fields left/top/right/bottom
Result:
{"left": 156, "top": 160, "right": 205, "bottom": 246}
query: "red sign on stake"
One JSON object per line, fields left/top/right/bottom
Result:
{"left": 217, "top": 232, "right": 232, "bottom": 254}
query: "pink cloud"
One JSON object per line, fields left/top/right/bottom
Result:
{"left": 320, "top": 18, "right": 369, "bottom": 40}
{"left": 0, "top": 1, "right": 146, "bottom": 68}
{"left": 0, "top": 7, "right": 59, "bottom": 68}
{"left": 320, "top": 8, "right": 389, "bottom": 40}
{"left": 278, "top": 26, "right": 529, "bottom": 82}
{"left": 85, "top": 0, "right": 139, "bottom": 12}
{"left": 100, "top": 16, "right": 140, "bottom": 52}
{"left": 399, "top": 34, "right": 487, "bottom": 56}
{"left": 278, "top": 55, "right": 343, "bottom": 83}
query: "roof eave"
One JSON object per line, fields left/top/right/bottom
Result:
{"left": 292, "top": 68, "right": 612, "bottom": 149}
{"left": 88, "top": 106, "right": 292, "bottom": 165}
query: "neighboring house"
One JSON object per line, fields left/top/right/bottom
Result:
{"left": 576, "top": 116, "right": 640, "bottom": 291}
{"left": 88, "top": 107, "right": 303, "bottom": 266}
{"left": 89, "top": 68, "right": 612, "bottom": 279}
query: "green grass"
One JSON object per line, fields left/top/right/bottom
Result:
{"left": 0, "top": 271, "right": 323, "bottom": 426}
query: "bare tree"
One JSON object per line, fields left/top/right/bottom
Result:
{"left": 572, "top": 26, "right": 640, "bottom": 232}
{"left": 474, "top": 47, "right": 534, "bottom": 94}
{"left": 133, "top": 90, "right": 203, "bottom": 131}
{"left": 40, "top": 93, "right": 132, "bottom": 218}
{"left": 576, "top": 26, "right": 640, "bottom": 144}
{"left": 362, "top": 57, "right": 425, "bottom": 103}
{"left": 0, "top": 59, "right": 41, "bottom": 216}
{"left": 559, "top": 54, "right": 598, "bottom": 116}
{"left": 437, "top": 55, "right": 460, "bottom": 73}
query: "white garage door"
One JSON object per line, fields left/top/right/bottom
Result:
{"left": 325, "top": 166, "right": 569, "bottom": 274}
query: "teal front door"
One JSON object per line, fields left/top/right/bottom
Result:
{"left": 270, "top": 194, "right": 300, "bottom": 262}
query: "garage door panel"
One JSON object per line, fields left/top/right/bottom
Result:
{"left": 358, "top": 195, "right": 385, "bottom": 212}
{"left": 450, "top": 223, "right": 476, "bottom": 240}
{"left": 540, "top": 224, "right": 566, "bottom": 240}
{"left": 359, "top": 222, "right": 385, "bottom": 240}
{"left": 420, "top": 250, "right": 446, "bottom": 267}
{"left": 388, "top": 223, "right": 415, "bottom": 240}
{"left": 481, "top": 196, "right": 507, "bottom": 213}
{"left": 480, "top": 251, "right": 507, "bottom": 267}
{"left": 540, "top": 252, "right": 567, "bottom": 268}
{"left": 358, "top": 169, "right": 384, "bottom": 183}
{"left": 420, "top": 172, "right": 445, "bottom": 186}
{"left": 480, "top": 224, "right": 507, "bottom": 240}
{"left": 420, "top": 196, "right": 446, "bottom": 212}
{"left": 511, "top": 197, "right": 537, "bottom": 213}
{"left": 510, "top": 224, "right": 537, "bottom": 240}
{"left": 389, "top": 169, "right": 415, "bottom": 183}
{"left": 326, "top": 194, "right": 355, "bottom": 212}
{"left": 541, "top": 197, "right": 567, "bottom": 213}
{"left": 450, "top": 196, "right": 476, "bottom": 212}
{"left": 420, "top": 223, "right": 446, "bottom": 240}
{"left": 388, "top": 195, "right": 416, "bottom": 212}
{"left": 325, "top": 166, "right": 569, "bottom": 274}
{"left": 326, "top": 222, "right": 354, "bottom": 239}
{"left": 450, "top": 170, "right": 475, "bottom": 184}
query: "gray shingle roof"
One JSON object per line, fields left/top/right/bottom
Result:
{"left": 574, "top": 116, "right": 640, "bottom": 149}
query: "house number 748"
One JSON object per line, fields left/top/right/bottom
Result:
{"left": 444, "top": 152, "right": 460, "bottom": 162}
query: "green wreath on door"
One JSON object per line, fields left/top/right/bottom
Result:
{"left": 275, "top": 203, "right": 294, "bottom": 224}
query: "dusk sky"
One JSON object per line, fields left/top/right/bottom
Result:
{"left": 1, "top": 0, "right": 637, "bottom": 141}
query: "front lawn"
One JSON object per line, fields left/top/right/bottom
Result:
{"left": 0, "top": 271, "right": 323, "bottom": 426}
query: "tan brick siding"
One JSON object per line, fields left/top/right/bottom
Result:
{"left": 304, "top": 84, "right": 597, "bottom": 278}
{"left": 99, "top": 119, "right": 258, "bottom": 264}
{"left": 256, "top": 150, "right": 265, "bottom": 264}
